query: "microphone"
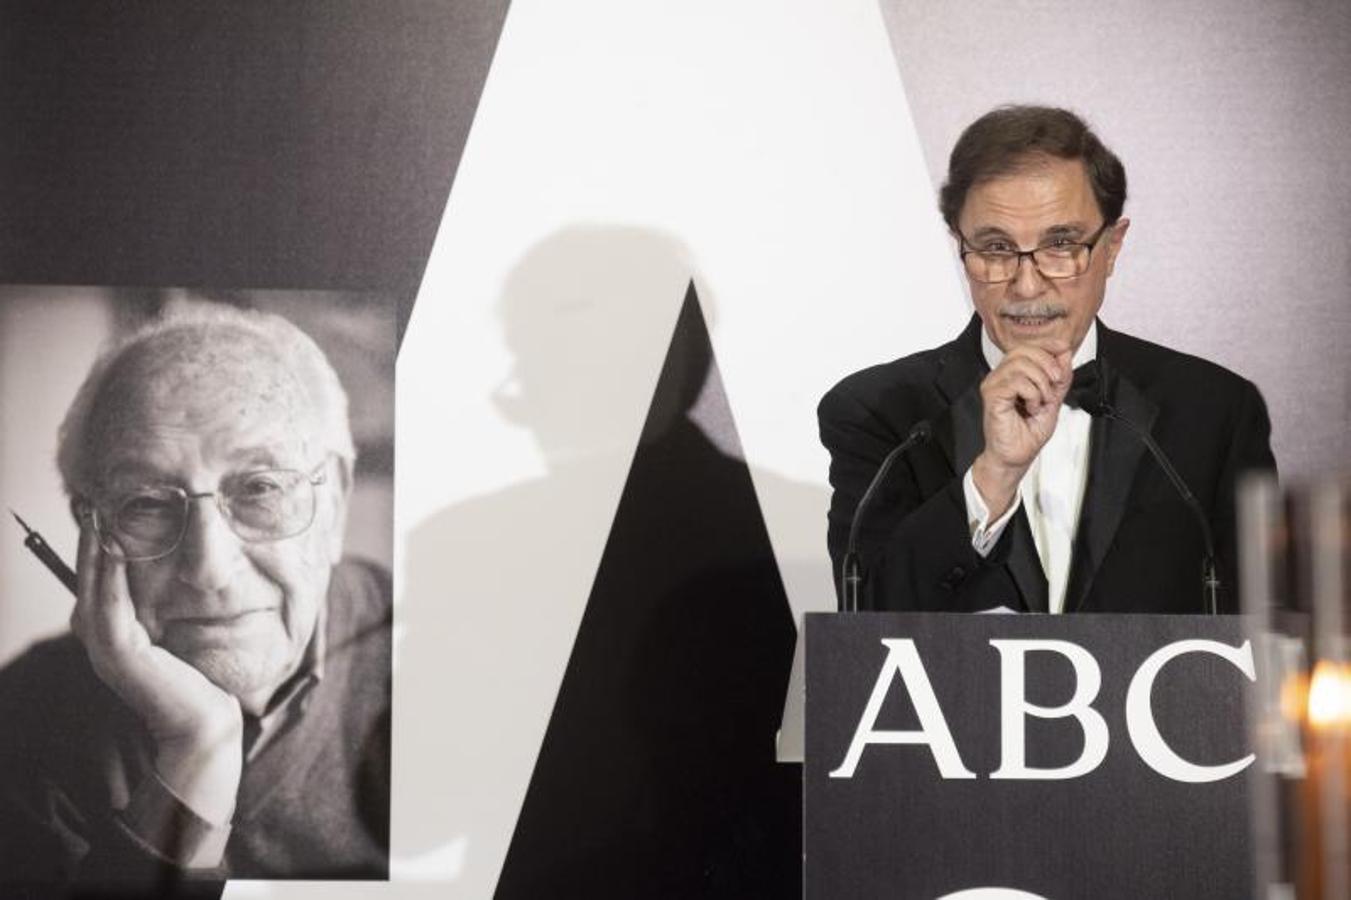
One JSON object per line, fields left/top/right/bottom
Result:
{"left": 1072, "top": 391, "right": 1222, "bottom": 615}
{"left": 842, "top": 420, "right": 933, "bottom": 613}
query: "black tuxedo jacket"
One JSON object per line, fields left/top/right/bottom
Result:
{"left": 818, "top": 316, "right": 1276, "bottom": 614}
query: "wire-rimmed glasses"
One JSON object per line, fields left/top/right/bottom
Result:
{"left": 86, "top": 461, "right": 329, "bottom": 562}
{"left": 959, "top": 220, "right": 1116, "bottom": 284}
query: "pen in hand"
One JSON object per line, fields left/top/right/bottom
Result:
{"left": 10, "top": 509, "right": 78, "bottom": 596}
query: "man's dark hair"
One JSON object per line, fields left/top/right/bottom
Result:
{"left": 939, "top": 105, "right": 1127, "bottom": 232}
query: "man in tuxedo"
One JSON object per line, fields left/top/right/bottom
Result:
{"left": 819, "top": 105, "right": 1275, "bottom": 614}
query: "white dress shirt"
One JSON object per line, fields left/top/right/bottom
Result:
{"left": 962, "top": 322, "right": 1097, "bottom": 613}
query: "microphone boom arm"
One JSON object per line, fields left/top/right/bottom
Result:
{"left": 841, "top": 422, "right": 932, "bottom": 613}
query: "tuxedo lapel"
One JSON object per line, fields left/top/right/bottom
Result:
{"left": 1006, "top": 511, "right": 1048, "bottom": 613}
{"left": 933, "top": 380, "right": 983, "bottom": 475}
{"left": 931, "top": 315, "right": 1047, "bottom": 612}
{"left": 931, "top": 315, "right": 987, "bottom": 476}
{"left": 1065, "top": 345, "right": 1158, "bottom": 611}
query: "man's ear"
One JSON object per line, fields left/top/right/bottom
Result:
{"left": 69, "top": 496, "right": 92, "bottom": 528}
{"left": 1103, "top": 217, "right": 1130, "bottom": 276}
{"left": 324, "top": 456, "right": 354, "bottom": 566}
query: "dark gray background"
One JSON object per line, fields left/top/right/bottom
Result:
{"left": 0, "top": 0, "right": 510, "bottom": 346}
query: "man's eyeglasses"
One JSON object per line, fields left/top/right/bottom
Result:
{"left": 87, "top": 462, "right": 329, "bottom": 562}
{"left": 958, "top": 220, "right": 1116, "bottom": 284}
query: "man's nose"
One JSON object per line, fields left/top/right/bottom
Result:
{"left": 174, "top": 498, "right": 245, "bottom": 592}
{"left": 1009, "top": 253, "right": 1047, "bottom": 298}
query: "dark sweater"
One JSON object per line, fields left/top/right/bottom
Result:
{"left": 0, "top": 558, "right": 392, "bottom": 892}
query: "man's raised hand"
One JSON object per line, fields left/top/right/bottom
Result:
{"left": 971, "top": 342, "right": 1073, "bottom": 519}
{"left": 71, "top": 526, "right": 242, "bottom": 827}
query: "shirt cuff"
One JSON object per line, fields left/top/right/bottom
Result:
{"left": 964, "top": 466, "right": 1022, "bottom": 557}
{"left": 116, "top": 770, "right": 233, "bottom": 869}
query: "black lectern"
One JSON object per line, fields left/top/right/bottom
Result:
{"left": 803, "top": 613, "right": 1265, "bottom": 899}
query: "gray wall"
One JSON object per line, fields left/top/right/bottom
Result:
{"left": 882, "top": 0, "right": 1350, "bottom": 480}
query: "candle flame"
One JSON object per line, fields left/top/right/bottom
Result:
{"left": 1306, "top": 660, "right": 1351, "bottom": 730}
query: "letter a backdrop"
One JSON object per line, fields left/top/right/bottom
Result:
{"left": 2, "top": 1, "right": 1347, "bottom": 897}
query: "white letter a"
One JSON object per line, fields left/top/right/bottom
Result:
{"left": 829, "top": 639, "right": 975, "bottom": 779}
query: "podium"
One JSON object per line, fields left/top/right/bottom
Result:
{"left": 799, "top": 613, "right": 1269, "bottom": 899}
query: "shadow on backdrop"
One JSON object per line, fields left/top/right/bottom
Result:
{"left": 401, "top": 226, "right": 823, "bottom": 897}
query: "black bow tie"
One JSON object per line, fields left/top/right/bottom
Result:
{"left": 1064, "top": 360, "right": 1105, "bottom": 412}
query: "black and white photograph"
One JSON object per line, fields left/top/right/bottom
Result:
{"left": 0, "top": 286, "right": 394, "bottom": 889}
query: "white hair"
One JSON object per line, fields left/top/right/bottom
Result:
{"left": 57, "top": 304, "right": 355, "bottom": 497}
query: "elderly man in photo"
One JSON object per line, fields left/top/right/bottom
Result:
{"left": 820, "top": 105, "right": 1275, "bottom": 614}
{"left": 0, "top": 307, "right": 390, "bottom": 887}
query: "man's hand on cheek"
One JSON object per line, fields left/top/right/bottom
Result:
{"left": 70, "top": 527, "right": 242, "bottom": 828}
{"left": 972, "top": 342, "right": 1073, "bottom": 518}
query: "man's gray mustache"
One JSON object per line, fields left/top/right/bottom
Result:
{"left": 999, "top": 305, "right": 1067, "bottom": 318}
